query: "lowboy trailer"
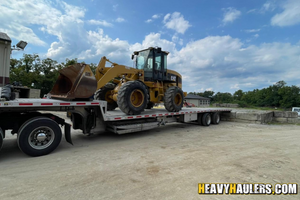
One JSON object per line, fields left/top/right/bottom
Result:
{"left": 0, "top": 98, "right": 231, "bottom": 157}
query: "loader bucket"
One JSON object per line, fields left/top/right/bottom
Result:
{"left": 49, "top": 63, "right": 97, "bottom": 100}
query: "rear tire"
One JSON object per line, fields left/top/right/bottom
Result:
{"left": 117, "top": 81, "right": 148, "bottom": 115}
{"left": 164, "top": 86, "right": 184, "bottom": 112}
{"left": 17, "top": 117, "right": 62, "bottom": 157}
{"left": 211, "top": 112, "right": 220, "bottom": 124}
{"left": 197, "top": 114, "right": 203, "bottom": 125}
{"left": 201, "top": 113, "right": 211, "bottom": 126}
{"left": 95, "top": 83, "right": 118, "bottom": 111}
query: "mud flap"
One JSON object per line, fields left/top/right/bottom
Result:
{"left": 64, "top": 123, "right": 73, "bottom": 145}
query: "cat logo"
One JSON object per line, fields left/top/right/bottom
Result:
{"left": 171, "top": 76, "right": 176, "bottom": 81}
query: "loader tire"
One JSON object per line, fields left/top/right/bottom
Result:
{"left": 164, "top": 86, "right": 184, "bottom": 112}
{"left": 95, "top": 83, "right": 118, "bottom": 111}
{"left": 117, "top": 81, "right": 148, "bottom": 115}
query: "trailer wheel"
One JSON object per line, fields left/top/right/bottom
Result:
{"left": 118, "top": 81, "right": 148, "bottom": 115}
{"left": 201, "top": 113, "right": 211, "bottom": 126}
{"left": 164, "top": 86, "right": 184, "bottom": 112}
{"left": 211, "top": 112, "right": 220, "bottom": 124}
{"left": 95, "top": 83, "right": 118, "bottom": 111}
{"left": 0, "top": 128, "right": 3, "bottom": 152}
{"left": 17, "top": 117, "right": 62, "bottom": 157}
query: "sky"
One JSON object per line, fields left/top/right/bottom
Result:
{"left": 1, "top": 0, "right": 300, "bottom": 94}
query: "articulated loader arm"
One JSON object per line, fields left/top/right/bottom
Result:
{"left": 95, "top": 56, "right": 142, "bottom": 90}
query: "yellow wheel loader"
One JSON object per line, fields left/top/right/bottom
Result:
{"left": 50, "top": 47, "right": 187, "bottom": 115}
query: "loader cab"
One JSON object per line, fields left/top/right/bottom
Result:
{"left": 133, "top": 47, "right": 168, "bottom": 81}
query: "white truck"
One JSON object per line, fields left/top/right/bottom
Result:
{"left": 292, "top": 107, "right": 300, "bottom": 117}
{"left": 0, "top": 98, "right": 231, "bottom": 157}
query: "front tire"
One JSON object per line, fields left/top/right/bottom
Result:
{"left": 95, "top": 83, "right": 118, "bottom": 111}
{"left": 17, "top": 117, "right": 62, "bottom": 157}
{"left": 117, "top": 81, "right": 148, "bottom": 115}
{"left": 164, "top": 86, "right": 184, "bottom": 112}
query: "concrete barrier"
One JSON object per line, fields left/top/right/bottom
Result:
{"left": 221, "top": 110, "right": 299, "bottom": 124}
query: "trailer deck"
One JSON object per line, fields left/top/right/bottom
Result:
{"left": 104, "top": 107, "right": 231, "bottom": 121}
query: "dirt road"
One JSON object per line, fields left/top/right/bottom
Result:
{"left": 0, "top": 121, "right": 299, "bottom": 200}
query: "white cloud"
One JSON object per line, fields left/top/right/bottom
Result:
{"left": 163, "top": 12, "right": 191, "bottom": 34}
{"left": 88, "top": 19, "right": 113, "bottom": 27}
{"left": 244, "top": 29, "right": 261, "bottom": 33}
{"left": 172, "top": 35, "right": 183, "bottom": 45}
{"left": 247, "top": 9, "right": 257, "bottom": 13}
{"left": 152, "top": 14, "right": 161, "bottom": 19}
{"left": 164, "top": 35, "right": 300, "bottom": 92}
{"left": 262, "top": 1, "right": 276, "bottom": 12}
{"left": 222, "top": 7, "right": 241, "bottom": 25}
{"left": 113, "top": 4, "right": 118, "bottom": 11}
{"left": 115, "top": 17, "right": 125, "bottom": 23}
{"left": 254, "top": 34, "right": 259, "bottom": 38}
{"left": 145, "top": 14, "right": 161, "bottom": 23}
{"left": 271, "top": 0, "right": 300, "bottom": 26}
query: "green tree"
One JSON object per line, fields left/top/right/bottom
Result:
{"left": 278, "top": 85, "right": 300, "bottom": 108}
{"left": 233, "top": 89, "right": 244, "bottom": 101}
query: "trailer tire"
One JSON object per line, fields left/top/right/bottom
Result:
{"left": 17, "top": 117, "right": 62, "bottom": 157}
{"left": 201, "top": 113, "right": 211, "bottom": 126}
{"left": 211, "top": 112, "right": 220, "bottom": 124}
{"left": 197, "top": 114, "right": 203, "bottom": 125}
{"left": 0, "top": 128, "right": 3, "bottom": 152}
{"left": 95, "top": 83, "right": 118, "bottom": 111}
{"left": 164, "top": 86, "right": 184, "bottom": 112}
{"left": 118, "top": 81, "right": 148, "bottom": 115}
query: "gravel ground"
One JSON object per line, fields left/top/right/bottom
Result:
{"left": 0, "top": 119, "right": 299, "bottom": 200}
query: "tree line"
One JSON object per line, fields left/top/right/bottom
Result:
{"left": 190, "top": 81, "right": 300, "bottom": 108}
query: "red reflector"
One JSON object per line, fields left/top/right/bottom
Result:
{"left": 114, "top": 117, "right": 121, "bottom": 120}
{"left": 19, "top": 103, "right": 33, "bottom": 106}
{"left": 60, "top": 103, "right": 70, "bottom": 105}
{"left": 41, "top": 103, "right": 53, "bottom": 106}
{"left": 76, "top": 103, "right": 86, "bottom": 105}
{"left": 91, "top": 102, "right": 99, "bottom": 105}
